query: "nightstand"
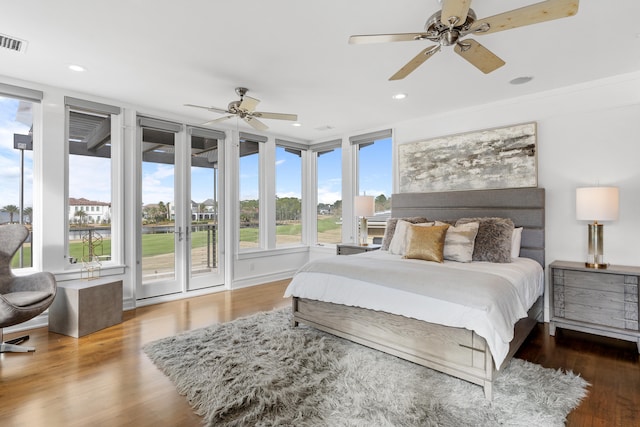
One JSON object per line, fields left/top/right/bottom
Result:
{"left": 549, "top": 260, "right": 640, "bottom": 353}
{"left": 336, "top": 243, "right": 381, "bottom": 256}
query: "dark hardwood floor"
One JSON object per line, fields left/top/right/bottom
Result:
{"left": 515, "top": 323, "right": 640, "bottom": 426}
{"left": 1, "top": 279, "right": 638, "bottom": 426}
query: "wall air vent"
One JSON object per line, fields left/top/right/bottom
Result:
{"left": 0, "top": 33, "right": 28, "bottom": 53}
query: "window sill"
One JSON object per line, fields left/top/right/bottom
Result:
{"left": 237, "top": 245, "right": 309, "bottom": 260}
{"left": 54, "top": 264, "right": 126, "bottom": 282}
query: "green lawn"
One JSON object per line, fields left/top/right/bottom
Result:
{"left": 11, "top": 221, "right": 341, "bottom": 267}
{"left": 317, "top": 216, "right": 341, "bottom": 233}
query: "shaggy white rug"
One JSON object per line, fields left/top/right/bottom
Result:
{"left": 144, "top": 309, "right": 588, "bottom": 427}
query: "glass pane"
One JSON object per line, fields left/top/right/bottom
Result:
{"left": 141, "top": 128, "right": 176, "bottom": 282}
{"left": 358, "top": 137, "right": 392, "bottom": 245}
{"left": 68, "top": 110, "right": 112, "bottom": 265}
{"left": 276, "top": 146, "right": 302, "bottom": 246}
{"left": 191, "top": 135, "right": 218, "bottom": 276}
{"left": 0, "top": 96, "right": 34, "bottom": 269}
{"left": 239, "top": 140, "right": 259, "bottom": 249}
{"left": 316, "top": 148, "right": 342, "bottom": 244}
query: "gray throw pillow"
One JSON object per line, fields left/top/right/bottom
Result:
{"left": 381, "top": 217, "right": 430, "bottom": 251}
{"left": 455, "top": 217, "right": 514, "bottom": 263}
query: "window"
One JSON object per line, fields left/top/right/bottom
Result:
{"left": 351, "top": 130, "right": 392, "bottom": 245}
{"left": 66, "top": 97, "right": 121, "bottom": 265}
{"left": 139, "top": 117, "right": 180, "bottom": 283}
{"left": 239, "top": 134, "right": 264, "bottom": 249}
{"left": 314, "top": 140, "right": 342, "bottom": 245}
{"left": 275, "top": 141, "right": 304, "bottom": 246}
{"left": 189, "top": 126, "right": 223, "bottom": 277}
{"left": 0, "top": 84, "right": 42, "bottom": 269}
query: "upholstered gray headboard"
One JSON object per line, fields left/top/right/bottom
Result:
{"left": 391, "top": 188, "right": 545, "bottom": 267}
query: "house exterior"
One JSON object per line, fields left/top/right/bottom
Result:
{"left": 68, "top": 197, "right": 111, "bottom": 224}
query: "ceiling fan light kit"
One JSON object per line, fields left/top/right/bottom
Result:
{"left": 349, "top": 0, "right": 579, "bottom": 80}
{"left": 185, "top": 87, "right": 298, "bottom": 131}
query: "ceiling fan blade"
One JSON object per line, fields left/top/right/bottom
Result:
{"left": 244, "top": 116, "right": 268, "bottom": 131}
{"left": 454, "top": 39, "right": 505, "bottom": 74}
{"left": 349, "top": 33, "right": 431, "bottom": 44}
{"left": 203, "top": 115, "right": 233, "bottom": 126}
{"left": 253, "top": 112, "right": 298, "bottom": 121}
{"left": 389, "top": 45, "right": 440, "bottom": 81}
{"left": 184, "top": 103, "right": 209, "bottom": 110}
{"left": 440, "top": 0, "right": 471, "bottom": 27}
{"left": 184, "top": 104, "right": 229, "bottom": 115}
{"left": 471, "top": 0, "right": 579, "bottom": 35}
{"left": 239, "top": 96, "right": 260, "bottom": 112}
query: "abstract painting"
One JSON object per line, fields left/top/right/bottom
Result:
{"left": 398, "top": 122, "right": 537, "bottom": 193}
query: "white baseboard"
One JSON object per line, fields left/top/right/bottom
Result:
{"left": 232, "top": 270, "right": 295, "bottom": 290}
{"left": 4, "top": 273, "right": 294, "bottom": 336}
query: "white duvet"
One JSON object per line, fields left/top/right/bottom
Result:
{"left": 284, "top": 250, "right": 544, "bottom": 368}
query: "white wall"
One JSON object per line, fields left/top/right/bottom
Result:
{"left": 390, "top": 71, "right": 640, "bottom": 318}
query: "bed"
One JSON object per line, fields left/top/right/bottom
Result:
{"left": 285, "top": 188, "right": 545, "bottom": 400}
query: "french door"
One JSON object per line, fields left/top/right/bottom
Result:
{"left": 136, "top": 117, "right": 224, "bottom": 299}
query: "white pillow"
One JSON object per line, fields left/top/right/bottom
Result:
{"left": 511, "top": 227, "right": 523, "bottom": 258}
{"left": 388, "top": 220, "right": 434, "bottom": 255}
{"left": 435, "top": 221, "right": 479, "bottom": 263}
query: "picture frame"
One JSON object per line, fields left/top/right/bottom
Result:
{"left": 398, "top": 122, "right": 537, "bottom": 193}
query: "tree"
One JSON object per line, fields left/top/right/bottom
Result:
{"left": 23, "top": 207, "right": 33, "bottom": 224}
{"left": 158, "top": 201, "right": 168, "bottom": 221}
{"left": 276, "top": 197, "right": 301, "bottom": 221}
{"left": 332, "top": 199, "right": 342, "bottom": 216}
{"left": 375, "top": 194, "right": 390, "bottom": 212}
{"left": 74, "top": 210, "right": 87, "bottom": 225}
{"left": 239, "top": 199, "right": 259, "bottom": 225}
{"left": 1, "top": 205, "right": 19, "bottom": 223}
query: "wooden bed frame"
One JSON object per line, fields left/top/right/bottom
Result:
{"left": 291, "top": 188, "right": 545, "bottom": 400}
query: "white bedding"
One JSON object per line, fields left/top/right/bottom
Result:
{"left": 284, "top": 250, "right": 544, "bottom": 368}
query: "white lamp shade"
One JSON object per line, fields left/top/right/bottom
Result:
{"left": 354, "top": 195, "right": 375, "bottom": 217}
{"left": 576, "top": 187, "right": 619, "bottom": 221}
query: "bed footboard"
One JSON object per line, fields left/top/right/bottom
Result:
{"left": 291, "top": 296, "right": 542, "bottom": 401}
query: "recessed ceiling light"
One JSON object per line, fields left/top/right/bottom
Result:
{"left": 291, "top": 122, "right": 302, "bottom": 127}
{"left": 509, "top": 76, "right": 533, "bottom": 85}
{"left": 392, "top": 93, "right": 407, "bottom": 100}
{"left": 68, "top": 64, "right": 86, "bottom": 72}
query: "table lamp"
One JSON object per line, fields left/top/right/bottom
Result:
{"left": 576, "top": 187, "right": 619, "bottom": 269}
{"left": 354, "top": 195, "right": 375, "bottom": 246}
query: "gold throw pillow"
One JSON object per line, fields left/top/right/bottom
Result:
{"left": 403, "top": 224, "right": 450, "bottom": 263}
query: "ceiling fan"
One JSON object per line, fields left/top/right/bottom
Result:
{"left": 349, "top": 0, "right": 579, "bottom": 80}
{"left": 185, "top": 87, "right": 298, "bottom": 131}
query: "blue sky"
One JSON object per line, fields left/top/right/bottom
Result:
{"left": 0, "top": 97, "right": 34, "bottom": 209}
{"left": 357, "top": 138, "right": 392, "bottom": 200}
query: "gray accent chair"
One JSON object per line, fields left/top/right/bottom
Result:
{"left": 0, "top": 224, "right": 57, "bottom": 352}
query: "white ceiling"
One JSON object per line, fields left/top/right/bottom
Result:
{"left": 2, "top": 1, "right": 639, "bottom": 142}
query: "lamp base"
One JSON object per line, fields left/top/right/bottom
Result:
{"left": 585, "top": 262, "right": 608, "bottom": 269}
{"left": 359, "top": 217, "right": 369, "bottom": 246}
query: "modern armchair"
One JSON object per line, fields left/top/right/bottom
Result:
{"left": 0, "top": 224, "right": 57, "bottom": 352}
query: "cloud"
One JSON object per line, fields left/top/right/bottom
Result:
{"left": 142, "top": 163, "right": 175, "bottom": 205}
{"left": 69, "top": 155, "right": 112, "bottom": 202}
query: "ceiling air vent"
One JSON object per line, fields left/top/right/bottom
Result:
{"left": 0, "top": 33, "right": 28, "bottom": 53}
